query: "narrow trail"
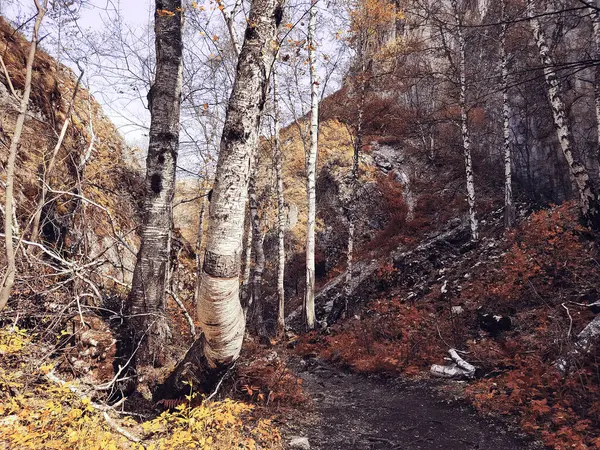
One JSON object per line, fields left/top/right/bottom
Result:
{"left": 284, "top": 358, "right": 535, "bottom": 450}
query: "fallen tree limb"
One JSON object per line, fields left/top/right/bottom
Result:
{"left": 431, "top": 348, "right": 481, "bottom": 379}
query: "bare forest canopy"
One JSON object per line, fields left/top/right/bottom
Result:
{"left": 1, "top": 0, "right": 600, "bottom": 449}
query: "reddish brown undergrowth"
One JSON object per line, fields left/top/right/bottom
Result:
{"left": 297, "top": 202, "right": 600, "bottom": 449}
{"left": 234, "top": 339, "right": 308, "bottom": 408}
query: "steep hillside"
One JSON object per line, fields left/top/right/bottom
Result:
{"left": 0, "top": 16, "right": 142, "bottom": 310}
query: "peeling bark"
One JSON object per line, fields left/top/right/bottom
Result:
{"left": 128, "top": 0, "right": 183, "bottom": 367}
{"left": 158, "top": 0, "right": 283, "bottom": 398}
{"left": 0, "top": 1, "right": 46, "bottom": 311}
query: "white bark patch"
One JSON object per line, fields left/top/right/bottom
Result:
{"left": 197, "top": 274, "right": 245, "bottom": 367}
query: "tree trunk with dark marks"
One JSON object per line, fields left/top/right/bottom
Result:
{"left": 450, "top": 0, "right": 478, "bottom": 241}
{"left": 501, "top": 0, "right": 515, "bottom": 229}
{"left": 305, "top": 0, "right": 319, "bottom": 330}
{"left": 127, "top": 0, "right": 183, "bottom": 367}
{"left": 527, "top": 0, "right": 600, "bottom": 229}
{"left": 155, "top": 0, "right": 284, "bottom": 399}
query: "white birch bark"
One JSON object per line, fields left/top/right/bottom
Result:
{"left": 195, "top": 0, "right": 283, "bottom": 369}
{"left": 450, "top": 0, "right": 478, "bottom": 241}
{"left": 157, "top": 3, "right": 284, "bottom": 399}
{"left": 501, "top": 0, "right": 515, "bottom": 229}
{"left": 0, "top": 0, "right": 46, "bottom": 311}
{"left": 527, "top": 0, "right": 600, "bottom": 228}
{"left": 305, "top": 0, "right": 319, "bottom": 330}
{"left": 128, "top": 0, "right": 183, "bottom": 366}
{"left": 273, "top": 68, "right": 286, "bottom": 334}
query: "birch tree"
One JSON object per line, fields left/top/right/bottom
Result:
{"left": 449, "top": 0, "right": 478, "bottom": 241}
{"left": 128, "top": 0, "right": 183, "bottom": 367}
{"left": 501, "top": 0, "right": 515, "bottom": 229}
{"left": 159, "top": 0, "right": 284, "bottom": 396}
{"left": 305, "top": 0, "right": 319, "bottom": 330}
{"left": 273, "top": 68, "right": 286, "bottom": 334}
{"left": 527, "top": 0, "right": 600, "bottom": 229}
{"left": 248, "top": 174, "right": 268, "bottom": 339}
{"left": 0, "top": 0, "right": 47, "bottom": 312}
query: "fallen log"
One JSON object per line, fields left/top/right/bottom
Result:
{"left": 431, "top": 348, "right": 482, "bottom": 379}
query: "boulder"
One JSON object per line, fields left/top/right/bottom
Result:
{"left": 289, "top": 436, "right": 310, "bottom": 450}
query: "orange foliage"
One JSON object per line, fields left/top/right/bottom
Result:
{"left": 298, "top": 202, "right": 600, "bottom": 447}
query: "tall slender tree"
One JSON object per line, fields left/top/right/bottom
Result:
{"left": 0, "top": 0, "right": 47, "bottom": 312}
{"left": 305, "top": 0, "right": 319, "bottom": 330}
{"left": 501, "top": 0, "right": 515, "bottom": 229}
{"left": 128, "top": 0, "right": 183, "bottom": 367}
{"left": 273, "top": 67, "right": 286, "bottom": 334}
{"left": 248, "top": 173, "right": 268, "bottom": 339}
{"left": 527, "top": 0, "right": 600, "bottom": 229}
{"left": 449, "top": 0, "right": 478, "bottom": 241}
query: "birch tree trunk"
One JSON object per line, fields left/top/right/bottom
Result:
{"left": 451, "top": 0, "right": 478, "bottom": 241}
{"left": 501, "top": 0, "right": 515, "bottom": 229}
{"left": 248, "top": 175, "right": 267, "bottom": 339}
{"left": 157, "top": 0, "right": 284, "bottom": 398}
{"left": 273, "top": 69, "right": 286, "bottom": 335}
{"left": 0, "top": 0, "right": 46, "bottom": 312}
{"left": 128, "top": 0, "right": 183, "bottom": 367}
{"left": 527, "top": 0, "right": 600, "bottom": 228}
{"left": 343, "top": 65, "right": 366, "bottom": 317}
{"left": 305, "top": 0, "right": 319, "bottom": 330}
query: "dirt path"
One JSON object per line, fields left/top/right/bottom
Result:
{"left": 283, "top": 358, "right": 536, "bottom": 450}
